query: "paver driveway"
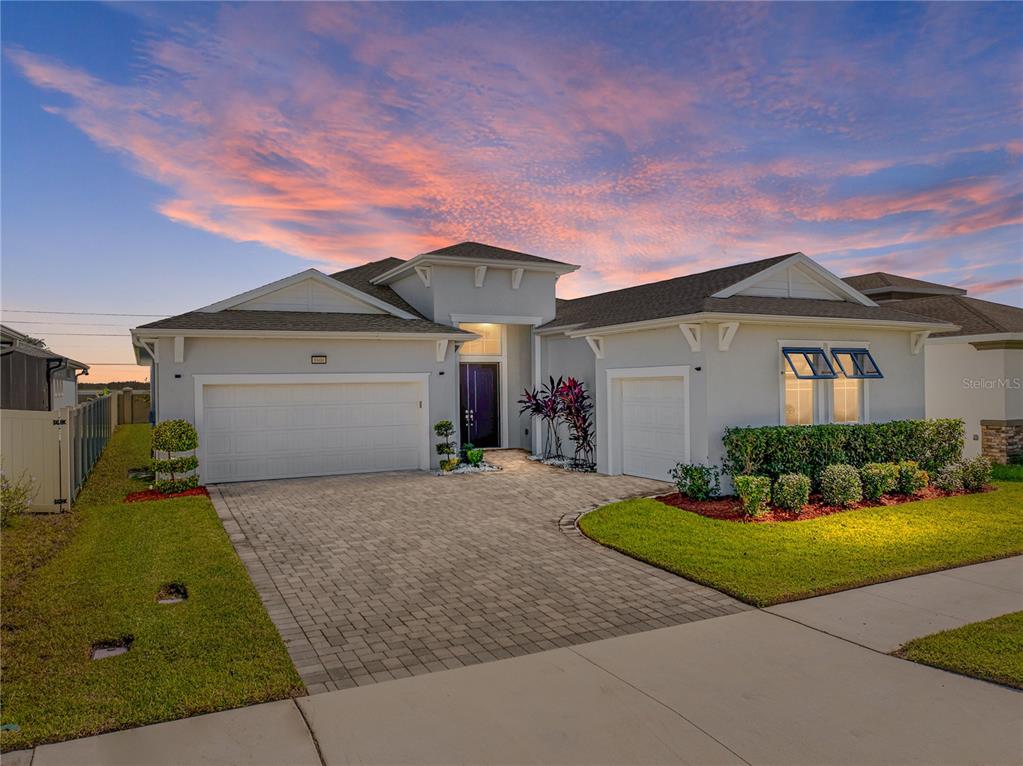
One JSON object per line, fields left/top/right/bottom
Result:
{"left": 211, "top": 450, "right": 747, "bottom": 693}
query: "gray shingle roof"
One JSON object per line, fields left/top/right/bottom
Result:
{"left": 330, "top": 258, "right": 424, "bottom": 317}
{"left": 843, "top": 272, "right": 966, "bottom": 296}
{"left": 136, "top": 310, "right": 471, "bottom": 335}
{"left": 421, "top": 241, "right": 574, "bottom": 266}
{"left": 885, "top": 295, "right": 1023, "bottom": 337}
{"left": 542, "top": 254, "right": 951, "bottom": 332}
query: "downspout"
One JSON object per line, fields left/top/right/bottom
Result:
{"left": 45, "top": 357, "right": 67, "bottom": 411}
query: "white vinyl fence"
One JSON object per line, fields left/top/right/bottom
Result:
{"left": 1, "top": 392, "right": 119, "bottom": 511}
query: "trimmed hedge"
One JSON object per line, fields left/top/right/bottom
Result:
{"left": 896, "top": 460, "right": 929, "bottom": 495}
{"left": 152, "top": 455, "right": 199, "bottom": 474}
{"left": 734, "top": 475, "right": 771, "bottom": 517}
{"left": 772, "top": 474, "right": 810, "bottom": 512}
{"left": 669, "top": 463, "right": 721, "bottom": 500}
{"left": 820, "top": 464, "right": 862, "bottom": 507}
{"left": 860, "top": 463, "right": 899, "bottom": 501}
{"left": 152, "top": 419, "right": 199, "bottom": 452}
{"left": 722, "top": 419, "right": 963, "bottom": 485}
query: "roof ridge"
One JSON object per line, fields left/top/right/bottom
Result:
{"left": 957, "top": 295, "right": 1012, "bottom": 332}
{"left": 559, "top": 252, "right": 798, "bottom": 305}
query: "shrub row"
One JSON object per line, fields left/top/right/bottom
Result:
{"left": 722, "top": 419, "right": 963, "bottom": 485}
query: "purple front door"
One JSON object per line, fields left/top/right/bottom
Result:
{"left": 460, "top": 363, "right": 500, "bottom": 447}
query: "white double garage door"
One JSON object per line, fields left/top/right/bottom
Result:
{"left": 198, "top": 375, "right": 428, "bottom": 484}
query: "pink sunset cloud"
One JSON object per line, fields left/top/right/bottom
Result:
{"left": 5, "top": 2, "right": 1021, "bottom": 303}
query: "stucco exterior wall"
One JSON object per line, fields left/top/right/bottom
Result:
{"left": 391, "top": 264, "right": 559, "bottom": 324}
{"left": 152, "top": 336, "right": 459, "bottom": 467}
{"left": 569, "top": 321, "right": 925, "bottom": 475}
{"left": 503, "top": 324, "right": 534, "bottom": 450}
{"left": 704, "top": 323, "right": 925, "bottom": 467}
{"left": 538, "top": 332, "right": 597, "bottom": 457}
{"left": 925, "top": 342, "right": 1017, "bottom": 458}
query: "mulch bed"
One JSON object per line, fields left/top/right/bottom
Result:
{"left": 124, "top": 487, "right": 209, "bottom": 503}
{"left": 655, "top": 485, "right": 989, "bottom": 523}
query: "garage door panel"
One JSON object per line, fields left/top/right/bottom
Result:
{"left": 202, "top": 381, "right": 424, "bottom": 483}
{"left": 617, "top": 375, "right": 687, "bottom": 481}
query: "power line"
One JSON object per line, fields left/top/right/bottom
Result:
{"left": 2, "top": 320, "right": 135, "bottom": 327}
{"left": 2, "top": 309, "right": 170, "bottom": 317}
{"left": 14, "top": 332, "right": 130, "bottom": 337}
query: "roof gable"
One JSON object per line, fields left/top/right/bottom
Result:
{"left": 712, "top": 253, "right": 875, "bottom": 306}
{"left": 330, "top": 258, "right": 424, "bottom": 318}
{"left": 198, "top": 269, "right": 416, "bottom": 319}
{"left": 369, "top": 241, "right": 578, "bottom": 285}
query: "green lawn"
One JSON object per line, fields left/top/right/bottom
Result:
{"left": 897, "top": 611, "right": 1023, "bottom": 689}
{"left": 579, "top": 483, "right": 1023, "bottom": 607}
{"left": 0, "top": 425, "right": 303, "bottom": 751}
{"left": 992, "top": 463, "right": 1023, "bottom": 482}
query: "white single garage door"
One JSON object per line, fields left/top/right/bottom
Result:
{"left": 619, "top": 376, "right": 688, "bottom": 481}
{"left": 202, "top": 381, "right": 425, "bottom": 483}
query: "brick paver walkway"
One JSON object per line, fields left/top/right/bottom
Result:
{"left": 211, "top": 451, "right": 748, "bottom": 693}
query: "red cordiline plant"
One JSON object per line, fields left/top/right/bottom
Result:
{"left": 518, "top": 376, "right": 564, "bottom": 459}
{"left": 556, "top": 377, "right": 595, "bottom": 468}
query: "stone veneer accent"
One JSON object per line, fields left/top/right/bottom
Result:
{"left": 980, "top": 420, "right": 1023, "bottom": 464}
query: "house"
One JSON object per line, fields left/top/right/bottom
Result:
{"left": 131, "top": 243, "right": 955, "bottom": 484}
{"left": 843, "top": 272, "right": 1023, "bottom": 463}
{"left": 1, "top": 324, "right": 89, "bottom": 411}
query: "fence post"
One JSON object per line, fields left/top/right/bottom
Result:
{"left": 121, "top": 387, "right": 133, "bottom": 424}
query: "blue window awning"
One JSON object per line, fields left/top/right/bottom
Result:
{"left": 831, "top": 348, "right": 884, "bottom": 379}
{"left": 782, "top": 347, "right": 837, "bottom": 379}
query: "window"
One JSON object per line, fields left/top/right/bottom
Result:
{"left": 831, "top": 348, "right": 883, "bottom": 379}
{"left": 781, "top": 347, "right": 836, "bottom": 379}
{"left": 783, "top": 355, "right": 816, "bottom": 425}
{"left": 458, "top": 323, "right": 502, "bottom": 356}
{"left": 832, "top": 377, "right": 861, "bottom": 424}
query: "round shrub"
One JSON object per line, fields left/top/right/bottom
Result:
{"left": 669, "top": 463, "right": 721, "bottom": 500}
{"left": 734, "top": 475, "right": 771, "bottom": 517}
{"left": 152, "top": 419, "right": 198, "bottom": 452}
{"left": 860, "top": 462, "right": 899, "bottom": 502}
{"left": 820, "top": 464, "right": 862, "bottom": 507}
{"left": 960, "top": 456, "right": 992, "bottom": 492}
{"left": 465, "top": 448, "right": 485, "bottom": 467}
{"left": 154, "top": 475, "right": 199, "bottom": 494}
{"left": 896, "top": 460, "right": 928, "bottom": 495}
{"left": 152, "top": 455, "right": 199, "bottom": 474}
{"left": 933, "top": 463, "right": 964, "bottom": 494}
{"left": 772, "top": 473, "right": 810, "bottom": 512}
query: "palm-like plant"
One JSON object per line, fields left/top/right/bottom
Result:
{"left": 518, "top": 376, "right": 564, "bottom": 459}
{"left": 556, "top": 377, "right": 595, "bottom": 467}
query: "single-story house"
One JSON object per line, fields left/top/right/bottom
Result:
{"left": 131, "top": 242, "right": 956, "bottom": 484}
{"left": 1, "top": 324, "right": 89, "bottom": 411}
{"left": 843, "top": 272, "right": 1023, "bottom": 463}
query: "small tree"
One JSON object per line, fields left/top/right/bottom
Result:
{"left": 518, "top": 376, "right": 564, "bottom": 459}
{"left": 434, "top": 420, "right": 456, "bottom": 467}
{"left": 152, "top": 419, "right": 200, "bottom": 493}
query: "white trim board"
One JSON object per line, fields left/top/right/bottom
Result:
{"left": 605, "top": 365, "right": 690, "bottom": 477}
{"left": 450, "top": 314, "right": 544, "bottom": 326}
{"left": 192, "top": 372, "right": 431, "bottom": 482}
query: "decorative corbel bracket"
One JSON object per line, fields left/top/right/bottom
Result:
{"left": 585, "top": 335, "right": 605, "bottom": 359}
{"left": 718, "top": 321, "right": 739, "bottom": 352}
{"left": 679, "top": 323, "right": 701, "bottom": 353}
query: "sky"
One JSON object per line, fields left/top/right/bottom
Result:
{"left": 2, "top": 2, "right": 1021, "bottom": 382}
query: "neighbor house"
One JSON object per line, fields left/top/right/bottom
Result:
{"left": 132, "top": 243, "right": 955, "bottom": 484}
{"left": 844, "top": 272, "right": 1023, "bottom": 463}
{"left": 1, "top": 324, "right": 88, "bottom": 411}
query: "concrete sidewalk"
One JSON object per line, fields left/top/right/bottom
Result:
{"left": 766, "top": 555, "right": 1023, "bottom": 651}
{"left": 19, "top": 558, "right": 1023, "bottom": 766}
